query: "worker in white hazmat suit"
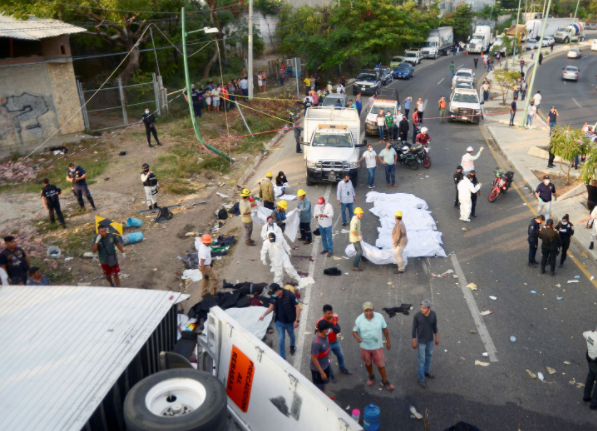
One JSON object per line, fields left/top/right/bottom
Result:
{"left": 261, "top": 215, "right": 284, "bottom": 241}
{"left": 458, "top": 173, "right": 481, "bottom": 222}
{"left": 261, "top": 232, "right": 301, "bottom": 285}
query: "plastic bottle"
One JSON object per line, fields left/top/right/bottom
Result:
{"left": 363, "top": 403, "right": 380, "bottom": 431}
{"left": 351, "top": 408, "right": 360, "bottom": 423}
{"left": 510, "top": 336, "right": 516, "bottom": 343}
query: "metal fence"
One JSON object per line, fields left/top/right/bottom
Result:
{"left": 76, "top": 74, "right": 168, "bottom": 132}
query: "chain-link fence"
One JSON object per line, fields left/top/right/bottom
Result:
{"left": 76, "top": 74, "right": 168, "bottom": 132}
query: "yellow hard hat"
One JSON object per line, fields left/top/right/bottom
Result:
{"left": 297, "top": 189, "right": 306, "bottom": 197}
{"left": 354, "top": 207, "right": 364, "bottom": 215}
{"left": 395, "top": 210, "right": 403, "bottom": 218}
{"left": 266, "top": 172, "right": 273, "bottom": 178}
{"left": 241, "top": 188, "right": 251, "bottom": 197}
{"left": 277, "top": 200, "right": 288, "bottom": 210}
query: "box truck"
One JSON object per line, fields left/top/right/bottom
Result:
{"left": 421, "top": 26, "right": 454, "bottom": 59}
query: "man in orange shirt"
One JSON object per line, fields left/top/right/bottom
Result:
{"left": 220, "top": 83, "right": 229, "bottom": 112}
{"left": 315, "top": 304, "right": 352, "bottom": 382}
{"left": 438, "top": 96, "right": 447, "bottom": 123}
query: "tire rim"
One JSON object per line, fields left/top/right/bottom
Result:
{"left": 145, "top": 378, "right": 207, "bottom": 417}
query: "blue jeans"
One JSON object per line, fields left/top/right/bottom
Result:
{"left": 341, "top": 202, "right": 354, "bottom": 224}
{"left": 417, "top": 340, "right": 434, "bottom": 381}
{"left": 549, "top": 121, "right": 556, "bottom": 135}
{"left": 275, "top": 320, "right": 295, "bottom": 359}
{"left": 526, "top": 114, "right": 534, "bottom": 128}
{"left": 353, "top": 240, "right": 363, "bottom": 268}
{"left": 537, "top": 199, "right": 552, "bottom": 221}
{"left": 320, "top": 225, "right": 333, "bottom": 253}
{"left": 509, "top": 112, "right": 516, "bottom": 125}
{"left": 328, "top": 340, "right": 347, "bottom": 378}
{"left": 367, "top": 167, "right": 376, "bottom": 187}
{"left": 378, "top": 125, "right": 385, "bottom": 140}
{"left": 385, "top": 164, "right": 396, "bottom": 185}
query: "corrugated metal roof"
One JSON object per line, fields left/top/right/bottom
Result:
{"left": 0, "top": 15, "right": 86, "bottom": 40}
{"left": 0, "top": 286, "right": 188, "bottom": 431}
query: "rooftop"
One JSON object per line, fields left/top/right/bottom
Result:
{"left": 0, "top": 15, "right": 86, "bottom": 41}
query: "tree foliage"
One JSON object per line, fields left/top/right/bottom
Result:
{"left": 440, "top": 4, "right": 474, "bottom": 41}
{"left": 550, "top": 126, "right": 589, "bottom": 184}
{"left": 492, "top": 69, "right": 520, "bottom": 104}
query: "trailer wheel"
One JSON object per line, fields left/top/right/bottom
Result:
{"left": 124, "top": 369, "right": 227, "bottom": 431}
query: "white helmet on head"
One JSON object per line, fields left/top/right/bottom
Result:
{"left": 466, "top": 146, "right": 473, "bottom": 152}
{"left": 421, "top": 127, "right": 428, "bottom": 133}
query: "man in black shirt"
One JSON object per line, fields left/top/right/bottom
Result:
{"left": 66, "top": 163, "right": 96, "bottom": 211}
{"left": 535, "top": 174, "right": 557, "bottom": 221}
{"left": 259, "top": 283, "right": 301, "bottom": 359}
{"left": 412, "top": 299, "right": 439, "bottom": 388}
{"left": 453, "top": 165, "right": 463, "bottom": 207}
{"left": 398, "top": 117, "right": 409, "bottom": 142}
{"left": 469, "top": 170, "right": 480, "bottom": 217}
{"left": 142, "top": 108, "right": 162, "bottom": 147}
{"left": 509, "top": 97, "right": 517, "bottom": 126}
{"left": 0, "top": 236, "right": 30, "bottom": 285}
{"left": 527, "top": 214, "right": 545, "bottom": 267}
{"left": 40, "top": 178, "right": 66, "bottom": 228}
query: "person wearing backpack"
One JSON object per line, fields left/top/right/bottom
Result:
{"left": 538, "top": 219, "right": 560, "bottom": 276}
{"left": 141, "top": 163, "right": 159, "bottom": 210}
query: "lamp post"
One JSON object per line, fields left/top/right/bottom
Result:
{"left": 512, "top": 0, "right": 523, "bottom": 67}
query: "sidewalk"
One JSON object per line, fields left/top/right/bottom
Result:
{"left": 482, "top": 42, "right": 597, "bottom": 261}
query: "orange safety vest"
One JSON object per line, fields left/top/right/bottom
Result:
{"left": 439, "top": 100, "right": 446, "bottom": 110}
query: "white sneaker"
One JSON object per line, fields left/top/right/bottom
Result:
{"left": 460, "top": 219, "right": 471, "bottom": 222}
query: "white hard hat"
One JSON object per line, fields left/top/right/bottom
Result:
{"left": 421, "top": 127, "right": 428, "bottom": 133}
{"left": 466, "top": 146, "right": 473, "bottom": 152}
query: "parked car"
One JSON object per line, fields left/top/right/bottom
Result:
{"left": 567, "top": 48, "right": 582, "bottom": 58}
{"left": 562, "top": 65, "right": 580, "bottom": 81}
{"left": 353, "top": 69, "right": 381, "bottom": 95}
{"left": 541, "top": 36, "right": 555, "bottom": 47}
{"left": 524, "top": 38, "right": 539, "bottom": 50}
{"left": 592, "top": 39, "right": 597, "bottom": 51}
{"left": 379, "top": 66, "right": 393, "bottom": 85}
{"left": 392, "top": 62, "right": 414, "bottom": 79}
{"left": 452, "top": 68, "right": 475, "bottom": 88}
{"left": 389, "top": 55, "right": 404, "bottom": 68}
{"left": 454, "top": 81, "right": 474, "bottom": 90}
{"left": 321, "top": 93, "right": 348, "bottom": 108}
{"left": 404, "top": 49, "right": 422, "bottom": 65}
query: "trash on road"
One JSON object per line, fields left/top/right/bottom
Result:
{"left": 530, "top": 290, "right": 537, "bottom": 294}
{"left": 470, "top": 330, "right": 476, "bottom": 334}
{"left": 546, "top": 366, "right": 556, "bottom": 375}
{"left": 537, "top": 372, "right": 544, "bottom": 381}
{"left": 489, "top": 296, "right": 497, "bottom": 300}
{"left": 467, "top": 283, "right": 478, "bottom": 291}
{"left": 569, "top": 378, "right": 576, "bottom": 385}
{"left": 567, "top": 280, "right": 579, "bottom": 284}
{"left": 462, "top": 227, "right": 468, "bottom": 231}
{"left": 557, "top": 296, "right": 563, "bottom": 300}
{"left": 181, "top": 269, "right": 202, "bottom": 282}
{"left": 510, "top": 336, "right": 517, "bottom": 343}
{"left": 480, "top": 310, "right": 493, "bottom": 316}
{"left": 526, "top": 370, "right": 537, "bottom": 379}
{"left": 215, "top": 192, "right": 229, "bottom": 198}
{"left": 409, "top": 405, "right": 423, "bottom": 420}
{"left": 574, "top": 275, "right": 581, "bottom": 279}
{"left": 482, "top": 352, "right": 489, "bottom": 357}
{"left": 475, "top": 360, "right": 490, "bottom": 367}
{"left": 564, "top": 361, "right": 571, "bottom": 365}
{"left": 581, "top": 252, "right": 589, "bottom": 258}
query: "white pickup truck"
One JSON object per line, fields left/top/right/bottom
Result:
{"left": 302, "top": 108, "right": 365, "bottom": 186}
{"left": 404, "top": 49, "right": 422, "bottom": 65}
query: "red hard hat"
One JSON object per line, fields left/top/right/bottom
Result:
{"left": 317, "top": 197, "right": 325, "bottom": 205}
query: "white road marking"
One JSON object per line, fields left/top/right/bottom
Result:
{"left": 457, "top": 64, "right": 464, "bottom": 69}
{"left": 437, "top": 78, "right": 445, "bottom": 85}
{"left": 450, "top": 253, "right": 498, "bottom": 362}
{"left": 293, "top": 184, "right": 331, "bottom": 371}
{"left": 572, "top": 98, "right": 582, "bottom": 108}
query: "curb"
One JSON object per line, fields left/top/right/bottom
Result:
{"left": 236, "top": 128, "right": 289, "bottom": 188}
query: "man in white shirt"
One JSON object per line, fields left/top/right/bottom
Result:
{"left": 532, "top": 90, "right": 542, "bottom": 112}
{"left": 337, "top": 175, "right": 356, "bottom": 226}
{"left": 197, "top": 234, "right": 218, "bottom": 297}
{"left": 358, "top": 144, "right": 378, "bottom": 189}
{"left": 461, "top": 146, "right": 484, "bottom": 175}
{"left": 526, "top": 101, "right": 537, "bottom": 129}
{"left": 314, "top": 197, "right": 334, "bottom": 256}
{"left": 211, "top": 85, "right": 221, "bottom": 113}
{"left": 417, "top": 98, "right": 425, "bottom": 123}
{"left": 583, "top": 327, "right": 597, "bottom": 409}
{"left": 240, "top": 77, "right": 249, "bottom": 97}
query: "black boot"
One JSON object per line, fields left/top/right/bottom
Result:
{"left": 153, "top": 203, "right": 159, "bottom": 209}
{"left": 590, "top": 242, "right": 594, "bottom": 250}
{"left": 149, "top": 143, "right": 154, "bottom": 147}
{"left": 157, "top": 142, "right": 163, "bottom": 146}
{"left": 148, "top": 205, "right": 153, "bottom": 210}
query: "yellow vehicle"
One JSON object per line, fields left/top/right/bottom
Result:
{"left": 390, "top": 55, "right": 404, "bottom": 68}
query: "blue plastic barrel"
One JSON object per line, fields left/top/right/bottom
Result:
{"left": 122, "top": 232, "right": 144, "bottom": 245}
{"left": 363, "top": 403, "right": 380, "bottom": 431}
{"left": 126, "top": 217, "right": 143, "bottom": 228}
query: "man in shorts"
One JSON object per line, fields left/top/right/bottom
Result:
{"left": 352, "top": 301, "right": 394, "bottom": 391}
{"left": 91, "top": 225, "right": 125, "bottom": 287}
{"left": 311, "top": 319, "right": 332, "bottom": 395}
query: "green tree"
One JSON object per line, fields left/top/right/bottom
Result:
{"left": 550, "top": 126, "right": 589, "bottom": 185}
{"left": 441, "top": 4, "right": 474, "bottom": 41}
{"left": 492, "top": 69, "right": 520, "bottom": 104}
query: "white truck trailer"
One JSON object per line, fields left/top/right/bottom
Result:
{"left": 468, "top": 25, "right": 494, "bottom": 54}
{"left": 526, "top": 18, "right": 578, "bottom": 41}
{"left": 421, "top": 26, "right": 454, "bottom": 59}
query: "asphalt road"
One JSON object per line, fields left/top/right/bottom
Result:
{"left": 226, "top": 52, "right": 597, "bottom": 430}
{"left": 531, "top": 44, "right": 597, "bottom": 128}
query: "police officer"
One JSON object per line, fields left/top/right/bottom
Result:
{"left": 142, "top": 108, "right": 162, "bottom": 147}
{"left": 527, "top": 214, "right": 545, "bottom": 267}
{"left": 453, "top": 165, "right": 463, "bottom": 207}
{"left": 538, "top": 218, "right": 559, "bottom": 276}
{"left": 469, "top": 170, "right": 480, "bottom": 217}
{"left": 66, "top": 163, "right": 97, "bottom": 211}
{"left": 40, "top": 178, "right": 66, "bottom": 228}
{"left": 141, "top": 163, "right": 159, "bottom": 210}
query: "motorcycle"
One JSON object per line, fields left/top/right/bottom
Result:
{"left": 488, "top": 168, "right": 514, "bottom": 202}
{"left": 415, "top": 141, "right": 431, "bottom": 168}
{"left": 390, "top": 139, "right": 425, "bottom": 170}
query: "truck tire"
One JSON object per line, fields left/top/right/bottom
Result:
{"left": 306, "top": 172, "right": 314, "bottom": 186}
{"left": 124, "top": 369, "right": 227, "bottom": 431}
{"left": 565, "top": 37, "right": 569, "bottom": 44}
{"left": 352, "top": 173, "right": 358, "bottom": 188}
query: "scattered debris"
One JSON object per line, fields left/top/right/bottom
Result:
{"left": 182, "top": 269, "right": 202, "bottom": 282}
{"left": 480, "top": 311, "right": 493, "bottom": 316}
{"left": 489, "top": 296, "right": 497, "bottom": 300}
{"left": 567, "top": 280, "right": 579, "bottom": 284}
{"left": 557, "top": 297, "right": 563, "bottom": 300}
{"left": 526, "top": 370, "right": 537, "bottom": 379}
{"left": 382, "top": 305, "right": 413, "bottom": 318}
{"left": 574, "top": 275, "right": 581, "bottom": 279}
{"left": 581, "top": 252, "right": 589, "bottom": 258}
{"left": 545, "top": 366, "right": 556, "bottom": 375}
{"left": 470, "top": 330, "right": 476, "bottom": 334}
{"left": 409, "top": 405, "right": 423, "bottom": 420}
{"left": 510, "top": 336, "right": 516, "bottom": 343}
{"left": 530, "top": 290, "right": 537, "bottom": 294}
{"left": 577, "top": 383, "right": 585, "bottom": 388}
{"left": 482, "top": 352, "right": 489, "bottom": 357}
{"left": 537, "top": 372, "right": 544, "bottom": 381}
{"left": 563, "top": 361, "right": 571, "bottom": 365}
{"left": 64, "top": 257, "right": 73, "bottom": 262}
{"left": 569, "top": 378, "right": 576, "bottom": 385}
{"left": 185, "top": 232, "right": 198, "bottom": 237}
{"left": 475, "top": 360, "right": 490, "bottom": 367}
{"left": 467, "top": 283, "right": 478, "bottom": 291}
{"left": 462, "top": 227, "right": 467, "bottom": 231}
{"left": 83, "top": 252, "right": 95, "bottom": 259}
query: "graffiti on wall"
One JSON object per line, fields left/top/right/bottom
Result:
{"left": 0, "top": 93, "right": 54, "bottom": 147}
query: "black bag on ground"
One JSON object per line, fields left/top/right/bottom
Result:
{"left": 155, "top": 207, "right": 173, "bottom": 223}
{"left": 323, "top": 267, "right": 342, "bottom": 276}
{"left": 217, "top": 208, "right": 228, "bottom": 220}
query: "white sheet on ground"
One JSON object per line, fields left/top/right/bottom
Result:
{"left": 225, "top": 306, "right": 273, "bottom": 340}
{"left": 345, "top": 241, "right": 408, "bottom": 266}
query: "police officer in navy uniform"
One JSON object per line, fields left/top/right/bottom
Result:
{"left": 527, "top": 214, "right": 545, "bottom": 267}
{"left": 142, "top": 108, "right": 162, "bottom": 147}
{"left": 453, "top": 165, "right": 463, "bottom": 207}
{"left": 66, "top": 163, "right": 97, "bottom": 211}
{"left": 469, "top": 170, "right": 480, "bottom": 217}
{"left": 40, "top": 178, "right": 66, "bottom": 228}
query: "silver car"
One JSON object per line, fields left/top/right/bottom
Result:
{"left": 562, "top": 65, "right": 580, "bottom": 81}
{"left": 525, "top": 38, "right": 539, "bottom": 50}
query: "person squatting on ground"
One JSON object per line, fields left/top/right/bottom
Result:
{"left": 582, "top": 326, "right": 597, "bottom": 410}
{"left": 297, "top": 189, "right": 312, "bottom": 244}
{"left": 198, "top": 233, "right": 218, "bottom": 297}
{"left": 314, "top": 197, "right": 334, "bottom": 257}
{"left": 527, "top": 214, "right": 545, "bottom": 267}
{"left": 392, "top": 211, "right": 408, "bottom": 274}
{"left": 261, "top": 232, "right": 301, "bottom": 285}
{"left": 239, "top": 188, "right": 256, "bottom": 246}
{"left": 0, "top": 236, "right": 30, "bottom": 285}
{"left": 259, "top": 172, "right": 275, "bottom": 210}
{"left": 555, "top": 215, "right": 574, "bottom": 268}
{"left": 141, "top": 108, "right": 162, "bottom": 147}
{"left": 41, "top": 178, "right": 66, "bottom": 228}
{"left": 66, "top": 163, "right": 97, "bottom": 211}
{"left": 91, "top": 225, "right": 125, "bottom": 287}
{"left": 140, "top": 163, "right": 159, "bottom": 210}
{"left": 316, "top": 304, "right": 352, "bottom": 382}
{"left": 539, "top": 219, "right": 560, "bottom": 276}
{"left": 458, "top": 173, "right": 481, "bottom": 222}
{"left": 352, "top": 302, "right": 394, "bottom": 391}
{"left": 259, "top": 283, "right": 301, "bottom": 359}
{"left": 350, "top": 207, "right": 365, "bottom": 271}
{"left": 412, "top": 299, "right": 439, "bottom": 388}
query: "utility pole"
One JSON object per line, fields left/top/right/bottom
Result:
{"left": 573, "top": 0, "right": 581, "bottom": 21}
{"left": 512, "top": 0, "right": 523, "bottom": 67}
{"left": 519, "top": 0, "right": 551, "bottom": 128}
{"left": 248, "top": 0, "right": 254, "bottom": 100}
{"left": 181, "top": 8, "right": 233, "bottom": 162}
